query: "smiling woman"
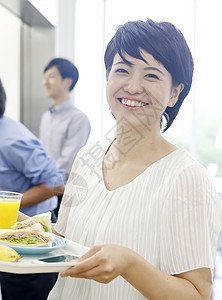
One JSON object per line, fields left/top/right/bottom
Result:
{"left": 104, "top": 19, "right": 193, "bottom": 132}
{"left": 48, "top": 18, "right": 222, "bottom": 300}
{"left": 106, "top": 52, "right": 175, "bottom": 125}
{"left": 74, "top": 0, "right": 195, "bottom": 143}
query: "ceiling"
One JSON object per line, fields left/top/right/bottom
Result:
{"left": 0, "top": 0, "right": 53, "bottom": 27}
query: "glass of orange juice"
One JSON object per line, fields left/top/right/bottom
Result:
{"left": 0, "top": 191, "right": 23, "bottom": 229}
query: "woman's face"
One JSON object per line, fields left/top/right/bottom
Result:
{"left": 106, "top": 50, "right": 183, "bottom": 129}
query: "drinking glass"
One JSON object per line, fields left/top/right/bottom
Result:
{"left": 0, "top": 191, "right": 23, "bottom": 229}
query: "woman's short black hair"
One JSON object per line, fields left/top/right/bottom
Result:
{"left": 0, "top": 79, "right": 6, "bottom": 118}
{"left": 104, "top": 19, "right": 194, "bottom": 131}
{"left": 44, "top": 58, "right": 79, "bottom": 91}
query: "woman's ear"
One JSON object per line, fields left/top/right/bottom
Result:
{"left": 168, "top": 83, "right": 184, "bottom": 107}
{"left": 64, "top": 78, "right": 73, "bottom": 90}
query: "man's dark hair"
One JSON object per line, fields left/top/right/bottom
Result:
{"left": 104, "top": 19, "right": 194, "bottom": 131}
{"left": 44, "top": 58, "right": 79, "bottom": 91}
{"left": 0, "top": 79, "right": 6, "bottom": 118}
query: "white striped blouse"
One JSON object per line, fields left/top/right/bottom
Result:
{"left": 49, "top": 140, "right": 222, "bottom": 300}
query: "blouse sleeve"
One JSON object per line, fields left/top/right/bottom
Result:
{"left": 160, "top": 163, "right": 222, "bottom": 275}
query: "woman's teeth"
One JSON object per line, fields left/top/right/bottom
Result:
{"left": 121, "top": 98, "right": 148, "bottom": 107}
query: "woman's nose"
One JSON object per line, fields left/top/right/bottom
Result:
{"left": 123, "top": 76, "right": 144, "bottom": 94}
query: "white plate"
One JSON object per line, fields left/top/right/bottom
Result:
{"left": 0, "top": 238, "right": 89, "bottom": 274}
{"left": 0, "top": 229, "right": 66, "bottom": 255}
{"left": 2, "top": 236, "right": 66, "bottom": 255}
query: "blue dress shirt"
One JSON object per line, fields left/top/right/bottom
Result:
{"left": 0, "top": 116, "right": 65, "bottom": 216}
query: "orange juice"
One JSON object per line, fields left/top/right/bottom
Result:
{"left": 0, "top": 200, "right": 21, "bottom": 229}
{"left": 0, "top": 192, "right": 23, "bottom": 229}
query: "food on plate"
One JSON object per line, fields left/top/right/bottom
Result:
{"left": 13, "top": 212, "right": 52, "bottom": 232}
{"left": 0, "top": 230, "right": 55, "bottom": 247}
{"left": 0, "top": 212, "right": 55, "bottom": 249}
{"left": 0, "top": 244, "right": 22, "bottom": 262}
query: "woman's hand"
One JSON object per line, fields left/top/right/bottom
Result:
{"left": 61, "top": 244, "right": 133, "bottom": 284}
{"left": 60, "top": 244, "right": 212, "bottom": 299}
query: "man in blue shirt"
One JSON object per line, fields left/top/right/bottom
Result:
{"left": 0, "top": 80, "right": 65, "bottom": 217}
{"left": 0, "top": 78, "right": 65, "bottom": 299}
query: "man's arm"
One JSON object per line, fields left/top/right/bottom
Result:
{"left": 20, "top": 183, "right": 65, "bottom": 209}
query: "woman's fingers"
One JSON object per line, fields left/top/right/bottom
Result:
{"left": 61, "top": 246, "right": 102, "bottom": 277}
{"left": 76, "top": 245, "right": 101, "bottom": 262}
{"left": 61, "top": 244, "right": 133, "bottom": 283}
{"left": 61, "top": 264, "right": 115, "bottom": 283}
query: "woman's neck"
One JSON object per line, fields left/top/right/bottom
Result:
{"left": 109, "top": 122, "right": 177, "bottom": 165}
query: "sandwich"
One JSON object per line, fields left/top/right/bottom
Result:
{"left": 1, "top": 212, "right": 55, "bottom": 247}
{"left": 13, "top": 212, "right": 52, "bottom": 233}
{"left": 0, "top": 230, "right": 55, "bottom": 247}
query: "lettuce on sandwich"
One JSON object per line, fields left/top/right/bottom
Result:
{"left": 0, "top": 230, "right": 55, "bottom": 247}
{"left": 13, "top": 212, "right": 52, "bottom": 233}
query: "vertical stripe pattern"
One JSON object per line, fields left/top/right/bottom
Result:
{"left": 49, "top": 140, "right": 222, "bottom": 300}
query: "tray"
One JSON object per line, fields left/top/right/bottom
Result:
{"left": 0, "top": 238, "right": 89, "bottom": 274}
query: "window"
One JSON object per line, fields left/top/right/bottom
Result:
{"left": 74, "top": 0, "right": 222, "bottom": 180}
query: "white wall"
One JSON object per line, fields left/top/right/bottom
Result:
{"left": 0, "top": 5, "right": 21, "bottom": 121}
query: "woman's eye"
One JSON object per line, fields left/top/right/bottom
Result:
{"left": 115, "top": 68, "right": 128, "bottom": 74}
{"left": 146, "top": 73, "right": 159, "bottom": 79}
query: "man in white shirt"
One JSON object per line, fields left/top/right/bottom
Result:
{"left": 39, "top": 58, "right": 91, "bottom": 215}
